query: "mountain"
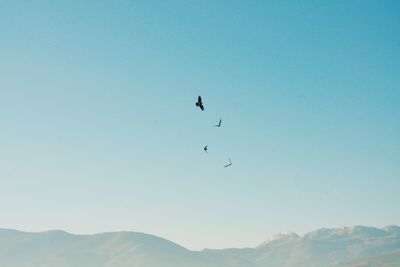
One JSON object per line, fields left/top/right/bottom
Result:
{"left": 344, "top": 251, "right": 400, "bottom": 267}
{"left": 0, "top": 226, "right": 399, "bottom": 267}
{"left": 252, "top": 226, "right": 400, "bottom": 267}
{"left": 0, "top": 229, "right": 251, "bottom": 267}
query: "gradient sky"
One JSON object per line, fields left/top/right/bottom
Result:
{"left": 1, "top": 0, "right": 399, "bottom": 250}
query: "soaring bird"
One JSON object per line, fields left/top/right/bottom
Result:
{"left": 224, "top": 158, "right": 232, "bottom": 168}
{"left": 204, "top": 145, "right": 208, "bottom": 153}
{"left": 195, "top": 96, "right": 204, "bottom": 111}
{"left": 213, "top": 118, "right": 222, "bottom": 127}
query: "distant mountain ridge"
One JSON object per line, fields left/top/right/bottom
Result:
{"left": 1, "top": 226, "right": 399, "bottom": 267}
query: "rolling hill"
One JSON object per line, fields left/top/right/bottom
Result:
{"left": 1, "top": 226, "right": 399, "bottom": 267}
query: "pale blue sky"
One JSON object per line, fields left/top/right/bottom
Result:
{"left": 0, "top": 0, "right": 399, "bottom": 250}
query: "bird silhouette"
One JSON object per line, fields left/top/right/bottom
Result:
{"left": 224, "top": 158, "right": 232, "bottom": 167}
{"left": 204, "top": 145, "right": 208, "bottom": 153}
{"left": 213, "top": 118, "right": 222, "bottom": 127}
{"left": 195, "top": 96, "right": 204, "bottom": 111}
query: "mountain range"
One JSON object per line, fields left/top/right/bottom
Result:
{"left": 1, "top": 225, "right": 399, "bottom": 267}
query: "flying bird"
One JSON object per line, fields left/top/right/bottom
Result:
{"left": 195, "top": 96, "right": 204, "bottom": 111}
{"left": 204, "top": 145, "right": 208, "bottom": 153}
{"left": 224, "top": 158, "right": 232, "bottom": 168}
{"left": 213, "top": 118, "right": 222, "bottom": 127}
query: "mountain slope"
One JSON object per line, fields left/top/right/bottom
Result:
{"left": 0, "top": 226, "right": 399, "bottom": 267}
{"left": 0, "top": 229, "right": 249, "bottom": 267}
{"left": 343, "top": 251, "right": 400, "bottom": 267}
{"left": 255, "top": 226, "right": 400, "bottom": 267}
{"left": 205, "top": 226, "right": 400, "bottom": 267}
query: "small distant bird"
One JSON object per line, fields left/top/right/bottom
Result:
{"left": 213, "top": 118, "right": 222, "bottom": 127}
{"left": 195, "top": 96, "right": 204, "bottom": 111}
{"left": 224, "top": 158, "right": 232, "bottom": 168}
{"left": 204, "top": 145, "right": 208, "bottom": 153}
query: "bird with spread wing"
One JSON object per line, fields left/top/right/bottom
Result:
{"left": 195, "top": 96, "right": 204, "bottom": 111}
{"left": 224, "top": 158, "right": 232, "bottom": 168}
{"left": 213, "top": 118, "right": 222, "bottom": 127}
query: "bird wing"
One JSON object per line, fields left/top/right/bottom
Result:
{"left": 200, "top": 104, "right": 204, "bottom": 110}
{"left": 224, "top": 158, "right": 232, "bottom": 167}
{"left": 198, "top": 96, "right": 202, "bottom": 103}
{"left": 219, "top": 119, "right": 222, "bottom": 126}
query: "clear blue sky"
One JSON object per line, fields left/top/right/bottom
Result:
{"left": 0, "top": 0, "right": 399, "bottom": 250}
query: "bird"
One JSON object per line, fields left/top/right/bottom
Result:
{"left": 224, "top": 158, "right": 232, "bottom": 168}
{"left": 213, "top": 118, "right": 222, "bottom": 127}
{"left": 195, "top": 96, "right": 204, "bottom": 111}
{"left": 204, "top": 145, "right": 208, "bottom": 153}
